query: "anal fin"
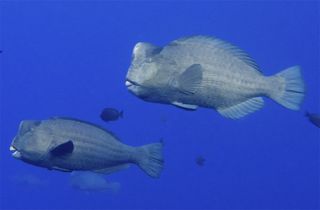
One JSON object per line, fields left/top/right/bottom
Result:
{"left": 217, "top": 97, "right": 264, "bottom": 119}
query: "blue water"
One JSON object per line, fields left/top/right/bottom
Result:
{"left": 1, "top": 1, "right": 319, "bottom": 209}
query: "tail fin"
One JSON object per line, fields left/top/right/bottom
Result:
{"left": 136, "top": 142, "right": 164, "bottom": 178}
{"left": 270, "top": 66, "right": 305, "bottom": 110}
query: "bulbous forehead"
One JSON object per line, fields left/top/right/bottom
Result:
{"left": 132, "top": 42, "right": 160, "bottom": 60}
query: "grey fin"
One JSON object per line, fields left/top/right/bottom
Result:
{"left": 172, "top": 101, "right": 198, "bottom": 110}
{"left": 50, "top": 117, "right": 121, "bottom": 141}
{"left": 50, "top": 140, "right": 74, "bottom": 156}
{"left": 168, "top": 36, "right": 261, "bottom": 73}
{"left": 93, "top": 164, "right": 130, "bottom": 175}
{"left": 177, "top": 64, "right": 203, "bottom": 95}
{"left": 51, "top": 166, "right": 72, "bottom": 172}
{"left": 217, "top": 97, "right": 264, "bottom": 119}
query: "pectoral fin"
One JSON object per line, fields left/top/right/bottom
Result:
{"left": 50, "top": 140, "right": 74, "bottom": 156}
{"left": 178, "top": 64, "right": 203, "bottom": 95}
{"left": 172, "top": 101, "right": 198, "bottom": 110}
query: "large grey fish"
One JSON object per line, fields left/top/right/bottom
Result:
{"left": 10, "top": 117, "right": 164, "bottom": 178}
{"left": 125, "top": 35, "right": 305, "bottom": 119}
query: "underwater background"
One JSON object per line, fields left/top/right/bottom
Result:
{"left": 0, "top": 1, "right": 319, "bottom": 209}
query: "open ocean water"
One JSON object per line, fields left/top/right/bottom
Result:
{"left": 0, "top": 1, "right": 319, "bottom": 209}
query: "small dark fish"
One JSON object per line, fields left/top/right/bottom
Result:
{"left": 195, "top": 156, "right": 205, "bottom": 166}
{"left": 306, "top": 111, "right": 320, "bottom": 128}
{"left": 100, "top": 108, "right": 123, "bottom": 122}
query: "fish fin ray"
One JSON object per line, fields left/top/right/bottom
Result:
{"left": 168, "top": 36, "right": 261, "bottom": 73}
{"left": 217, "top": 97, "right": 264, "bottom": 119}
{"left": 137, "top": 142, "right": 164, "bottom": 178}
{"left": 177, "top": 64, "right": 203, "bottom": 95}
{"left": 93, "top": 164, "right": 130, "bottom": 175}
{"left": 269, "top": 66, "right": 305, "bottom": 110}
{"left": 51, "top": 166, "right": 72, "bottom": 172}
{"left": 172, "top": 101, "right": 198, "bottom": 110}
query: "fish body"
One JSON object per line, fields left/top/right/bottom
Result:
{"left": 10, "top": 117, "right": 163, "bottom": 178}
{"left": 125, "top": 36, "right": 305, "bottom": 119}
{"left": 100, "top": 108, "right": 123, "bottom": 122}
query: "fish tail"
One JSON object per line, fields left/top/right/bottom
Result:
{"left": 269, "top": 66, "right": 305, "bottom": 110}
{"left": 136, "top": 142, "right": 164, "bottom": 178}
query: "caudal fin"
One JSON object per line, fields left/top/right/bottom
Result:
{"left": 136, "top": 142, "right": 164, "bottom": 178}
{"left": 270, "top": 66, "right": 305, "bottom": 110}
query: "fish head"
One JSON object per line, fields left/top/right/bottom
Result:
{"left": 10, "top": 120, "right": 52, "bottom": 166}
{"left": 125, "top": 42, "right": 163, "bottom": 100}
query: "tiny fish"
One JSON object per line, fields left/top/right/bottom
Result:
{"left": 70, "top": 171, "right": 120, "bottom": 193}
{"left": 100, "top": 108, "right": 123, "bottom": 122}
{"left": 305, "top": 112, "right": 320, "bottom": 128}
{"left": 195, "top": 156, "right": 205, "bottom": 166}
{"left": 125, "top": 35, "right": 305, "bottom": 119}
{"left": 10, "top": 117, "right": 164, "bottom": 178}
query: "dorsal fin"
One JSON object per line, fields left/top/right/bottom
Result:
{"left": 168, "top": 35, "right": 261, "bottom": 73}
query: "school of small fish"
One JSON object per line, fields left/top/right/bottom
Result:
{"left": 10, "top": 35, "right": 318, "bottom": 192}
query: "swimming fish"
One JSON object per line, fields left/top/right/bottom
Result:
{"left": 125, "top": 35, "right": 305, "bottom": 119}
{"left": 305, "top": 112, "right": 320, "bottom": 128}
{"left": 195, "top": 156, "right": 205, "bottom": 166}
{"left": 70, "top": 171, "right": 120, "bottom": 193}
{"left": 100, "top": 108, "right": 123, "bottom": 122}
{"left": 10, "top": 117, "right": 164, "bottom": 178}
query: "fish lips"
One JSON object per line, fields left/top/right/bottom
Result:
{"left": 125, "top": 80, "right": 133, "bottom": 87}
{"left": 125, "top": 79, "right": 142, "bottom": 88}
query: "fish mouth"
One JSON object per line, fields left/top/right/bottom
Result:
{"left": 125, "top": 79, "right": 142, "bottom": 87}
{"left": 10, "top": 145, "right": 22, "bottom": 159}
{"left": 125, "top": 80, "right": 133, "bottom": 87}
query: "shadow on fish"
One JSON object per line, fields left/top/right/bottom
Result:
{"left": 100, "top": 108, "right": 123, "bottom": 122}
{"left": 125, "top": 35, "right": 305, "bottom": 119}
{"left": 10, "top": 117, "right": 164, "bottom": 178}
